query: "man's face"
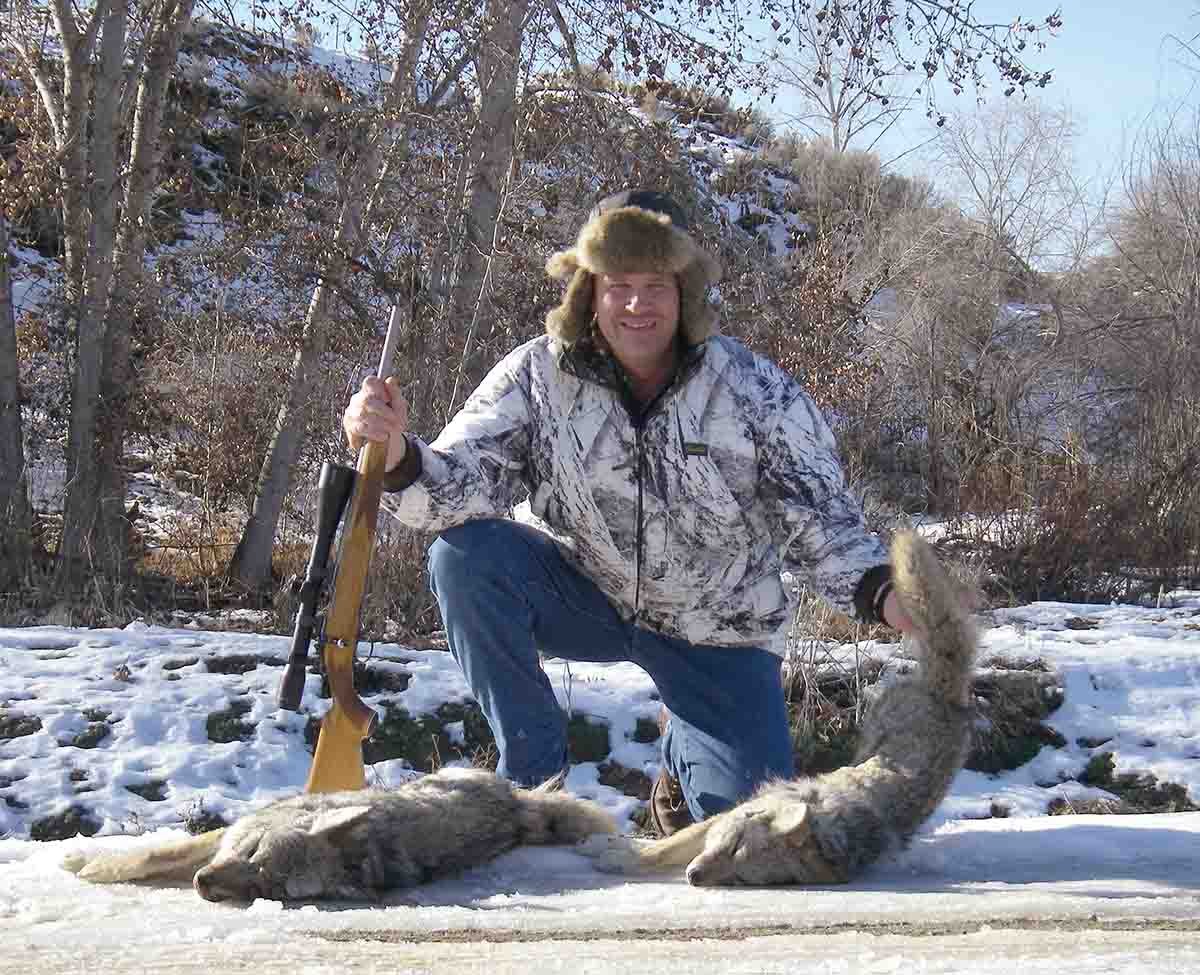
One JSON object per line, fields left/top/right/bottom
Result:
{"left": 592, "top": 271, "right": 681, "bottom": 376}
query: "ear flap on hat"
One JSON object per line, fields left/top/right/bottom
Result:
{"left": 544, "top": 266, "right": 595, "bottom": 344}
{"left": 677, "top": 258, "right": 720, "bottom": 345}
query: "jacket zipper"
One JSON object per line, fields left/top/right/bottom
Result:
{"left": 629, "top": 384, "right": 673, "bottom": 624}
{"left": 633, "top": 423, "right": 645, "bottom": 620}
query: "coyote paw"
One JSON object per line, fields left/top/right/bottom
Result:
{"left": 75, "top": 850, "right": 152, "bottom": 883}
{"left": 61, "top": 848, "right": 140, "bottom": 883}
{"left": 66, "top": 830, "right": 224, "bottom": 884}
{"left": 575, "top": 834, "right": 654, "bottom": 874}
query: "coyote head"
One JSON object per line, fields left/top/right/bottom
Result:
{"left": 193, "top": 805, "right": 371, "bottom": 902}
{"left": 685, "top": 800, "right": 847, "bottom": 887}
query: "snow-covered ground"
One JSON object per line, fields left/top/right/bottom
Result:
{"left": 3, "top": 594, "right": 1200, "bottom": 971}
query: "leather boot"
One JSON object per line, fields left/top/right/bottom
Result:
{"left": 650, "top": 707, "right": 694, "bottom": 836}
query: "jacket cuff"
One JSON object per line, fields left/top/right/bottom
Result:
{"left": 853, "top": 563, "right": 894, "bottom": 625}
{"left": 381, "top": 435, "right": 423, "bottom": 493}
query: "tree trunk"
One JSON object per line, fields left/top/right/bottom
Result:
{"left": 0, "top": 213, "right": 33, "bottom": 584}
{"left": 229, "top": 15, "right": 431, "bottom": 591}
{"left": 927, "top": 317, "right": 944, "bottom": 512}
{"left": 446, "top": 0, "right": 529, "bottom": 398}
{"left": 57, "top": 0, "right": 128, "bottom": 584}
{"left": 92, "top": 0, "right": 196, "bottom": 580}
{"left": 47, "top": 0, "right": 105, "bottom": 307}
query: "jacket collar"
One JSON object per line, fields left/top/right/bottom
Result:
{"left": 556, "top": 333, "right": 708, "bottom": 414}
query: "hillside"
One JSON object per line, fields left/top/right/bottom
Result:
{"left": 5, "top": 15, "right": 1198, "bottom": 632}
{"left": 2, "top": 17, "right": 934, "bottom": 622}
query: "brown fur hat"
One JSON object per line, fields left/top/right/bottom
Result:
{"left": 545, "top": 190, "right": 722, "bottom": 346}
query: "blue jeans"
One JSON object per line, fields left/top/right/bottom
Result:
{"left": 426, "top": 518, "right": 794, "bottom": 821}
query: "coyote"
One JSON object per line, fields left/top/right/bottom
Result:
{"left": 63, "top": 767, "right": 616, "bottom": 902}
{"left": 582, "top": 530, "right": 977, "bottom": 886}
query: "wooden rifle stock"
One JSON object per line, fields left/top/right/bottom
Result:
{"left": 303, "top": 313, "right": 402, "bottom": 793}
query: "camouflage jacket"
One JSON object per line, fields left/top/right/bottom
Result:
{"left": 382, "top": 333, "right": 889, "bottom": 654}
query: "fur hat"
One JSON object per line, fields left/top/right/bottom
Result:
{"left": 544, "top": 189, "right": 722, "bottom": 346}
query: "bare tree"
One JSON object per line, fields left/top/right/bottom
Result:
{"left": 868, "top": 99, "right": 1092, "bottom": 512}
{"left": 0, "top": 210, "right": 33, "bottom": 584}
{"left": 979, "top": 102, "right": 1200, "bottom": 599}
{"left": 7, "top": 0, "right": 195, "bottom": 589}
{"left": 1098, "top": 105, "right": 1200, "bottom": 468}
{"left": 759, "top": 1, "right": 1061, "bottom": 118}
{"left": 933, "top": 100, "right": 1088, "bottom": 275}
{"left": 1166, "top": 7, "right": 1199, "bottom": 69}
{"left": 768, "top": 0, "right": 917, "bottom": 154}
{"left": 441, "top": 0, "right": 532, "bottom": 398}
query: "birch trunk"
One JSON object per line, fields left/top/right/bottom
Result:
{"left": 0, "top": 213, "right": 33, "bottom": 583}
{"left": 19, "top": 0, "right": 195, "bottom": 586}
{"left": 47, "top": 0, "right": 106, "bottom": 308}
{"left": 229, "top": 12, "right": 431, "bottom": 590}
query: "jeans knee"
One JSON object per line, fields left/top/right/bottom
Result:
{"left": 428, "top": 518, "right": 547, "bottom": 604}
{"left": 427, "top": 520, "right": 501, "bottom": 593}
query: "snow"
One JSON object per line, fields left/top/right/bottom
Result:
{"left": 8, "top": 241, "right": 56, "bottom": 319}
{"left": 3, "top": 592, "right": 1200, "bottom": 969}
{"left": 0, "top": 625, "right": 660, "bottom": 837}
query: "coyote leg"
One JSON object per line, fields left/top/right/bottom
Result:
{"left": 580, "top": 818, "right": 718, "bottom": 874}
{"left": 632, "top": 818, "right": 718, "bottom": 870}
{"left": 66, "top": 828, "right": 226, "bottom": 884}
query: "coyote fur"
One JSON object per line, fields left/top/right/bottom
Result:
{"left": 63, "top": 767, "right": 616, "bottom": 902}
{"left": 583, "top": 530, "right": 977, "bottom": 887}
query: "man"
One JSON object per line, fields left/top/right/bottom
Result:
{"left": 343, "top": 189, "right": 912, "bottom": 836}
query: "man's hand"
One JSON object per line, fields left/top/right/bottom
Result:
{"left": 343, "top": 376, "right": 409, "bottom": 472}
{"left": 881, "top": 588, "right": 916, "bottom": 636}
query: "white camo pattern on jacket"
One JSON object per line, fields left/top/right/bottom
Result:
{"left": 382, "top": 334, "right": 888, "bottom": 655}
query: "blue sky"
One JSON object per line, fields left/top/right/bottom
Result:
{"left": 757, "top": 1, "right": 1198, "bottom": 176}
{"left": 1008, "top": 1, "right": 1196, "bottom": 156}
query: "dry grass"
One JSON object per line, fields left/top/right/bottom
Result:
{"left": 268, "top": 529, "right": 439, "bottom": 643}
{"left": 782, "top": 540, "right": 987, "bottom": 775}
{"left": 356, "top": 531, "right": 441, "bottom": 640}
{"left": 783, "top": 587, "right": 890, "bottom": 775}
{"left": 136, "top": 514, "right": 242, "bottom": 589}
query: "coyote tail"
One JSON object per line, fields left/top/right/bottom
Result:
{"left": 891, "top": 530, "right": 977, "bottom": 709}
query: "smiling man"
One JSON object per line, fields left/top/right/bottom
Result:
{"left": 592, "top": 268, "right": 679, "bottom": 402}
{"left": 343, "top": 189, "right": 911, "bottom": 837}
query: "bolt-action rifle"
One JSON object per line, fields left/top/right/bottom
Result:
{"left": 276, "top": 317, "right": 402, "bottom": 792}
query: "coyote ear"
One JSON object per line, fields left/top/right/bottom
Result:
{"left": 308, "top": 806, "right": 370, "bottom": 841}
{"left": 774, "top": 803, "right": 811, "bottom": 839}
